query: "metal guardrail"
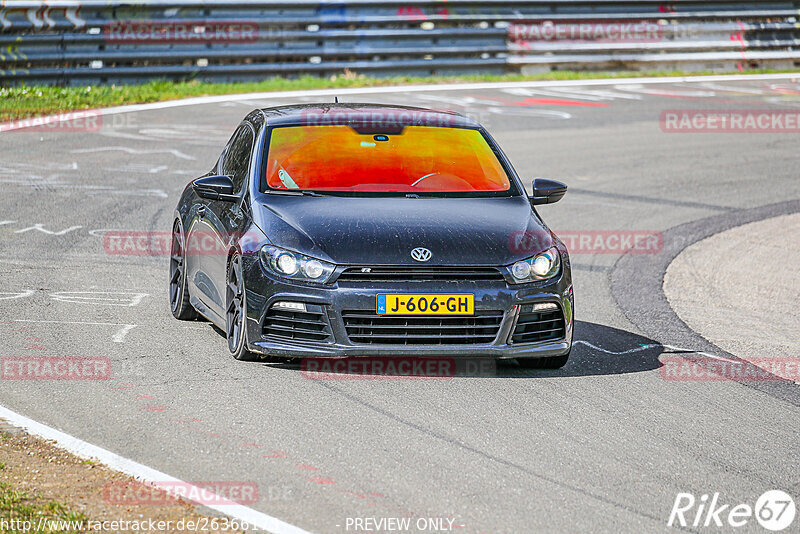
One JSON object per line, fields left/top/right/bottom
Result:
{"left": 1, "top": 1, "right": 799, "bottom": 85}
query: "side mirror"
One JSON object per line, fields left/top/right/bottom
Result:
{"left": 529, "top": 178, "right": 567, "bottom": 205}
{"left": 192, "top": 175, "right": 238, "bottom": 202}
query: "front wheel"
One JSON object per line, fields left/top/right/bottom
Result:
{"left": 169, "top": 221, "right": 198, "bottom": 320}
{"left": 226, "top": 253, "right": 259, "bottom": 362}
{"left": 517, "top": 352, "right": 570, "bottom": 370}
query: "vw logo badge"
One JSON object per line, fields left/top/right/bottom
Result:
{"left": 411, "top": 247, "right": 432, "bottom": 262}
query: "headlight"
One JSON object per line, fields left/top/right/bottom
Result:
{"left": 276, "top": 252, "right": 298, "bottom": 275}
{"left": 303, "top": 259, "right": 324, "bottom": 279}
{"left": 506, "top": 247, "right": 561, "bottom": 283}
{"left": 260, "top": 246, "right": 335, "bottom": 283}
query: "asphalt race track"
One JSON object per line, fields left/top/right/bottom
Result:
{"left": 1, "top": 75, "right": 799, "bottom": 533}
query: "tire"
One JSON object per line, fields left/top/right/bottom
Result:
{"left": 517, "top": 352, "right": 570, "bottom": 370}
{"left": 170, "top": 221, "right": 198, "bottom": 320}
{"left": 226, "top": 253, "right": 260, "bottom": 362}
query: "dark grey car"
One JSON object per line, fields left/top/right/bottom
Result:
{"left": 170, "top": 104, "right": 573, "bottom": 368}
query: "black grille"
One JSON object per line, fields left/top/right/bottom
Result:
{"left": 511, "top": 305, "right": 565, "bottom": 344}
{"left": 337, "top": 267, "right": 506, "bottom": 283}
{"left": 342, "top": 310, "right": 504, "bottom": 345}
{"left": 262, "top": 305, "right": 331, "bottom": 343}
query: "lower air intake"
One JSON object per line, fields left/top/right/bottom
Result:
{"left": 511, "top": 305, "right": 565, "bottom": 344}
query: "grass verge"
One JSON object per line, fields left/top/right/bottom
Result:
{"left": 1, "top": 69, "right": 798, "bottom": 121}
{"left": 0, "top": 480, "right": 88, "bottom": 534}
{"left": 0, "top": 425, "right": 242, "bottom": 533}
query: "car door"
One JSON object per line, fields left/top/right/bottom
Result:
{"left": 200, "top": 123, "right": 255, "bottom": 318}
{"left": 186, "top": 144, "right": 227, "bottom": 315}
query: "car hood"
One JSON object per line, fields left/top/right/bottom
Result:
{"left": 253, "top": 195, "right": 554, "bottom": 266}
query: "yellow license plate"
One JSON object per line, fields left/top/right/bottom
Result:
{"left": 376, "top": 294, "right": 474, "bottom": 315}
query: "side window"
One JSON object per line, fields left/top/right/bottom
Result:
{"left": 215, "top": 147, "right": 226, "bottom": 174}
{"left": 222, "top": 125, "right": 255, "bottom": 195}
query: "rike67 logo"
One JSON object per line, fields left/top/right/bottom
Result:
{"left": 669, "top": 490, "right": 796, "bottom": 531}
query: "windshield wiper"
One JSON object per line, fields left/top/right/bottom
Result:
{"left": 265, "top": 189, "right": 325, "bottom": 197}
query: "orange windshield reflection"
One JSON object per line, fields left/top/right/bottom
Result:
{"left": 265, "top": 125, "right": 511, "bottom": 193}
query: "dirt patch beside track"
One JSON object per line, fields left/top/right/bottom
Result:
{"left": 0, "top": 420, "right": 243, "bottom": 533}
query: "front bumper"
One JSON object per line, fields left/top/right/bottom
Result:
{"left": 240, "top": 255, "right": 574, "bottom": 360}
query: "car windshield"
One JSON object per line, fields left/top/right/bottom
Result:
{"left": 262, "top": 125, "right": 514, "bottom": 196}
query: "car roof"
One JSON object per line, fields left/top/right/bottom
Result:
{"left": 256, "top": 103, "right": 481, "bottom": 129}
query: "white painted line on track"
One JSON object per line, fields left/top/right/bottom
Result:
{"left": 0, "top": 290, "right": 35, "bottom": 300}
{"left": 13, "top": 319, "right": 137, "bottom": 343}
{"left": 574, "top": 340, "right": 659, "bottom": 355}
{"left": 70, "top": 146, "right": 197, "bottom": 160}
{"left": 111, "top": 324, "right": 137, "bottom": 343}
{"left": 662, "top": 344, "right": 730, "bottom": 361}
{"left": 13, "top": 224, "right": 83, "bottom": 235}
{"left": 0, "top": 404, "right": 313, "bottom": 534}
{"left": 575, "top": 340, "right": 728, "bottom": 359}
{"left": 1, "top": 73, "right": 798, "bottom": 134}
{"left": 579, "top": 341, "right": 800, "bottom": 383}
{"left": 49, "top": 291, "right": 149, "bottom": 307}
